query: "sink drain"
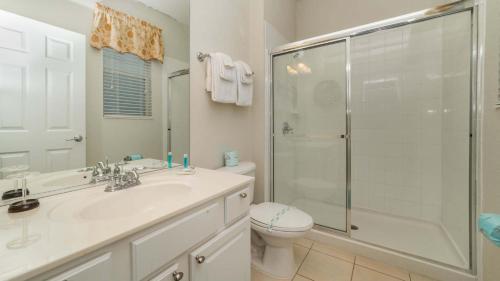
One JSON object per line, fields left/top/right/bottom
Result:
{"left": 351, "top": 224, "right": 359, "bottom": 230}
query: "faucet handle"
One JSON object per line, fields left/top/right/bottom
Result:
{"left": 96, "top": 161, "right": 105, "bottom": 170}
{"left": 130, "top": 168, "right": 140, "bottom": 181}
{"left": 113, "top": 164, "right": 122, "bottom": 176}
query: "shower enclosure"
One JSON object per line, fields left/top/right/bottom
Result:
{"left": 271, "top": 0, "right": 477, "bottom": 273}
{"left": 167, "top": 69, "right": 190, "bottom": 162}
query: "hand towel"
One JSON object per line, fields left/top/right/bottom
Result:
{"left": 235, "top": 60, "right": 253, "bottom": 106}
{"left": 207, "top": 52, "right": 237, "bottom": 103}
{"left": 205, "top": 55, "right": 212, "bottom": 93}
{"left": 479, "top": 213, "right": 500, "bottom": 247}
{"left": 216, "top": 53, "right": 235, "bottom": 81}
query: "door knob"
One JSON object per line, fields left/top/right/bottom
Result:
{"left": 195, "top": 255, "right": 206, "bottom": 264}
{"left": 66, "top": 135, "right": 83, "bottom": 142}
{"left": 172, "top": 271, "right": 184, "bottom": 281}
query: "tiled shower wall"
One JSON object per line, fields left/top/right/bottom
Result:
{"left": 350, "top": 18, "right": 445, "bottom": 223}
{"left": 350, "top": 11, "right": 471, "bottom": 234}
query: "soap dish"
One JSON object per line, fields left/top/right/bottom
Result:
{"left": 8, "top": 199, "right": 40, "bottom": 213}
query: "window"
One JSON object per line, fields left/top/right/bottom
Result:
{"left": 103, "top": 48, "right": 152, "bottom": 117}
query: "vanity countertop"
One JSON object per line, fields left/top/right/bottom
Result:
{"left": 0, "top": 168, "right": 253, "bottom": 281}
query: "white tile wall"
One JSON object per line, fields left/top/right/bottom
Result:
{"left": 351, "top": 20, "right": 443, "bottom": 222}
{"left": 350, "top": 11, "right": 471, "bottom": 257}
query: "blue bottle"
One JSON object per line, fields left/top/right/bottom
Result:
{"left": 167, "top": 152, "right": 173, "bottom": 169}
{"left": 183, "top": 154, "right": 189, "bottom": 169}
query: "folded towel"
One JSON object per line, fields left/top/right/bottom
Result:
{"left": 238, "top": 62, "right": 253, "bottom": 84}
{"left": 215, "top": 53, "right": 235, "bottom": 81}
{"left": 205, "top": 52, "right": 237, "bottom": 103}
{"left": 479, "top": 213, "right": 500, "bottom": 247}
{"left": 235, "top": 61, "right": 253, "bottom": 106}
{"left": 205, "top": 55, "right": 212, "bottom": 93}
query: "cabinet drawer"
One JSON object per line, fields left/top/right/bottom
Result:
{"left": 225, "top": 186, "right": 251, "bottom": 224}
{"left": 190, "top": 216, "right": 251, "bottom": 281}
{"left": 48, "top": 253, "right": 112, "bottom": 281}
{"left": 132, "top": 201, "right": 224, "bottom": 281}
{"left": 149, "top": 255, "right": 188, "bottom": 281}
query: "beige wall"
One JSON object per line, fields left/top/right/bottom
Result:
{"left": 189, "top": 0, "right": 254, "bottom": 169}
{"left": 481, "top": 0, "right": 500, "bottom": 280}
{"left": 295, "top": 0, "right": 454, "bottom": 40}
{"left": 264, "top": 0, "right": 296, "bottom": 42}
{"left": 0, "top": 0, "right": 188, "bottom": 165}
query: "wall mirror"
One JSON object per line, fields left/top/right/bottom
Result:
{"left": 0, "top": 0, "right": 190, "bottom": 206}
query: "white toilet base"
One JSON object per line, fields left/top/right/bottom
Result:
{"left": 251, "top": 230, "right": 298, "bottom": 280}
{"left": 252, "top": 245, "right": 295, "bottom": 279}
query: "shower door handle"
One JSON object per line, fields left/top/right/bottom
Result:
{"left": 340, "top": 134, "right": 349, "bottom": 139}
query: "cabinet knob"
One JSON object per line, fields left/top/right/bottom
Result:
{"left": 195, "top": 255, "right": 206, "bottom": 264}
{"left": 172, "top": 271, "right": 184, "bottom": 281}
{"left": 239, "top": 192, "right": 248, "bottom": 198}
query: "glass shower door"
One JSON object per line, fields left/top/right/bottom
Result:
{"left": 272, "top": 40, "right": 348, "bottom": 232}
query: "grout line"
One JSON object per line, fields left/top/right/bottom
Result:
{"left": 355, "top": 264, "right": 408, "bottom": 281}
{"left": 308, "top": 248, "right": 356, "bottom": 265}
{"left": 350, "top": 259, "right": 356, "bottom": 281}
{"left": 295, "top": 274, "right": 314, "bottom": 281}
{"left": 293, "top": 245, "right": 313, "bottom": 279}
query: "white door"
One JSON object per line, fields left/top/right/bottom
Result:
{"left": 0, "top": 9, "right": 85, "bottom": 176}
{"left": 190, "top": 217, "right": 251, "bottom": 281}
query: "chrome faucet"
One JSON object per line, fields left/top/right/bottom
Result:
{"left": 105, "top": 165, "right": 141, "bottom": 192}
{"left": 90, "top": 158, "right": 113, "bottom": 183}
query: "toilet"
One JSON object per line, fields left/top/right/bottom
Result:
{"left": 217, "top": 162, "right": 314, "bottom": 279}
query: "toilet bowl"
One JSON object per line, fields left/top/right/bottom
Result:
{"left": 217, "top": 162, "right": 314, "bottom": 280}
{"left": 250, "top": 202, "right": 313, "bottom": 279}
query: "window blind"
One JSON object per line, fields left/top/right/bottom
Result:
{"left": 103, "top": 48, "right": 152, "bottom": 117}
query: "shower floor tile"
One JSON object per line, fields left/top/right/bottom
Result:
{"left": 351, "top": 209, "right": 467, "bottom": 268}
{"left": 289, "top": 198, "right": 466, "bottom": 268}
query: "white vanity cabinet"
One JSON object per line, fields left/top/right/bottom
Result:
{"left": 29, "top": 184, "right": 252, "bottom": 281}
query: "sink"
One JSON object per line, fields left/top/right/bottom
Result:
{"left": 48, "top": 183, "right": 192, "bottom": 221}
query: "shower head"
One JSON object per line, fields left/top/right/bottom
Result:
{"left": 293, "top": 50, "right": 304, "bottom": 59}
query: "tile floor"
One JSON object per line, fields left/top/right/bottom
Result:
{"left": 251, "top": 238, "right": 441, "bottom": 281}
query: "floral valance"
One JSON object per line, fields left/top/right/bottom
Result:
{"left": 90, "top": 3, "right": 164, "bottom": 63}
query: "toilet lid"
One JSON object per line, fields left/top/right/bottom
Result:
{"left": 250, "top": 202, "right": 313, "bottom": 232}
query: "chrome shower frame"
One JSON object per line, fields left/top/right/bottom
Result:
{"left": 269, "top": 0, "right": 482, "bottom": 275}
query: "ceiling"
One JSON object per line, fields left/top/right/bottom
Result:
{"left": 68, "top": 0, "right": 189, "bottom": 25}
{"left": 136, "top": 0, "right": 189, "bottom": 25}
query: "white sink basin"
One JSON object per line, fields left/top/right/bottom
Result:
{"left": 48, "top": 183, "right": 192, "bottom": 221}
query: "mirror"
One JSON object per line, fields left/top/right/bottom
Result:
{"left": 0, "top": 0, "right": 190, "bottom": 206}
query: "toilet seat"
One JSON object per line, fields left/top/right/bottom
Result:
{"left": 250, "top": 202, "right": 313, "bottom": 233}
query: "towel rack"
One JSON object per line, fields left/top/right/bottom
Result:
{"left": 197, "top": 52, "right": 210, "bottom": 62}
{"left": 197, "top": 51, "right": 254, "bottom": 75}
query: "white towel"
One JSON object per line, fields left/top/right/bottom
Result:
{"left": 205, "top": 52, "right": 237, "bottom": 103}
{"left": 235, "top": 60, "right": 253, "bottom": 106}
{"left": 217, "top": 53, "right": 235, "bottom": 81}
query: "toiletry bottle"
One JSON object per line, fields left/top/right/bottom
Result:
{"left": 183, "top": 154, "right": 189, "bottom": 169}
{"left": 167, "top": 152, "right": 173, "bottom": 169}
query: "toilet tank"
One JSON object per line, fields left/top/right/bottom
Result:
{"left": 217, "top": 162, "right": 255, "bottom": 202}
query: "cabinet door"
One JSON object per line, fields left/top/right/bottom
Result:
{"left": 149, "top": 255, "right": 188, "bottom": 281}
{"left": 190, "top": 217, "right": 250, "bottom": 281}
